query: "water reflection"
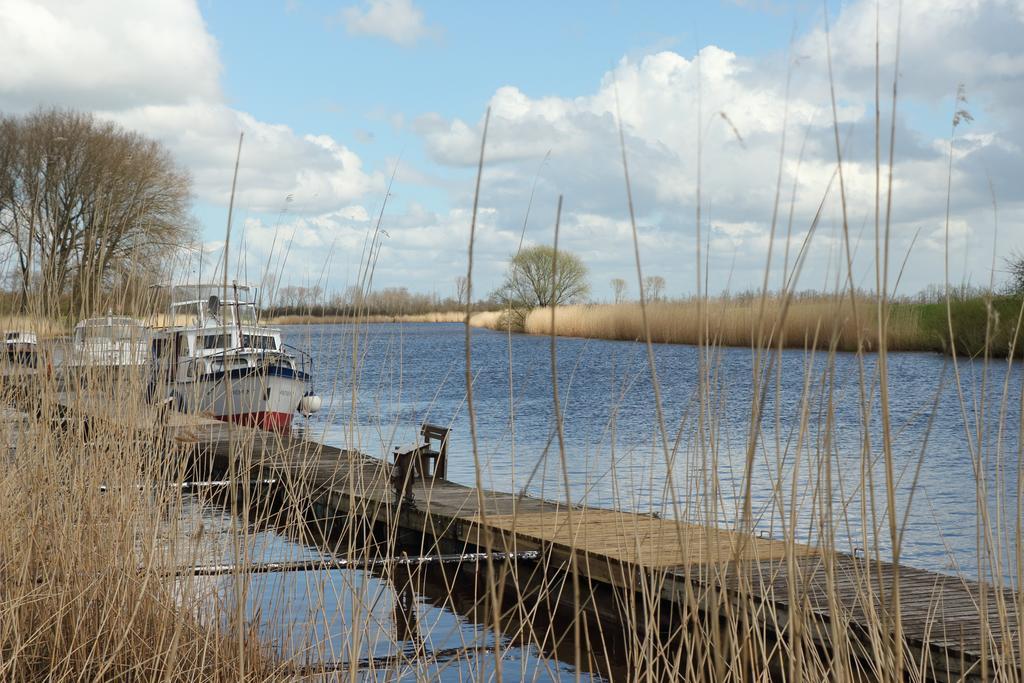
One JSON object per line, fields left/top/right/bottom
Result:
{"left": 175, "top": 491, "right": 626, "bottom": 681}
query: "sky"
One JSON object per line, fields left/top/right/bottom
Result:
{"left": 1, "top": 0, "right": 1023, "bottom": 302}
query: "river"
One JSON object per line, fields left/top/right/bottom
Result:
{"left": 285, "top": 322, "right": 1022, "bottom": 581}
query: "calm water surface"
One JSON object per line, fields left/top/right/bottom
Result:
{"left": 181, "top": 495, "right": 594, "bottom": 680}
{"left": 285, "top": 322, "right": 1022, "bottom": 580}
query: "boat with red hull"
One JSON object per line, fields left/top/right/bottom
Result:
{"left": 149, "top": 283, "right": 322, "bottom": 431}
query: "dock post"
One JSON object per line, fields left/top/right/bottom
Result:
{"left": 391, "top": 446, "right": 417, "bottom": 504}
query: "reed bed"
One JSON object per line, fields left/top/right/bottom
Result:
{"left": 514, "top": 299, "right": 922, "bottom": 351}
{"left": 0, "top": 314, "right": 65, "bottom": 338}
{"left": 466, "top": 297, "right": 998, "bottom": 354}
{"left": 0, "top": 365, "right": 277, "bottom": 681}
{"left": 0, "top": 298, "right": 1018, "bottom": 681}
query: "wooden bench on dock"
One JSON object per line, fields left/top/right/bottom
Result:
{"left": 392, "top": 423, "right": 450, "bottom": 502}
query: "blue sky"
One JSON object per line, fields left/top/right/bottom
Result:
{"left": 2, "top": 0, "right": 1022, "bottom": 301}
{"left": 196, "top": 1, "right": 808, "bottom": 216}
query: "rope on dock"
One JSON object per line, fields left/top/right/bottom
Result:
{"left": 160, "top": 550, "right": 541, "bottom": 577}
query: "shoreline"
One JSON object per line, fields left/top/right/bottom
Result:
{"left": 268, "top": 310, "right": 501, "bottom": 326}
{"left": 269, "top": 297, "right": 1024, "bottom": 358}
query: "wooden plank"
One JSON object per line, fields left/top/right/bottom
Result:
{"left": 471, "top": 509, "right": 816, "bottom": 568}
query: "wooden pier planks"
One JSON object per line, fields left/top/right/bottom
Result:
{"left": 470, "top": 508, "right": 816, "bottom": 568}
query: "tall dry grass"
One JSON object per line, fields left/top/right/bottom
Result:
{"left": 0, "top": 314, "right": 65, "bottom": 338}
{"left": 2, "top": 285, "right": 1018, "bottom": 681}
{"left": 0, "top": 363, "right": 278, "bottom": 681}
{"left": 505, "top": 298, "right": 925, "bottom": 352}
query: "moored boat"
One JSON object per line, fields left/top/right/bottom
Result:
{"left": 4, "top": 330, "right": 38, "bottom": 366}
{"left": 149, "top": 283, "right": 320, "bottom": 431}
{"left": 66, "top": 315, "right": 150, "bottom": 370}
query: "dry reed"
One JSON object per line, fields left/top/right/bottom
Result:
{"left": 0, "top": 365, "right": 277, "bottom": 681}
{"left": 0, "top": 315, "right": 65, "bottom": 338}
{"left": 496, "top": 298, "right": 927, "bottom": 352}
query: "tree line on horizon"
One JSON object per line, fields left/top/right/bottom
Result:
{"left": 265, "top": 247, "right": 1024, "bottom": 323}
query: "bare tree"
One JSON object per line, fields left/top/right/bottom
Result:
{"left": 642, "top": 275, "right": 666, "bottom": 302}
{"left": 610, "top": 277, "right": 627, "bottom": 304}
{"left": 455, "top": 275, "right": 469, "bottom": 306}
{"left": 1006, "top": 251, "right": 1024, "bottom": 295}
{"left": 0, "top": 108, "right": 194, "bottom": 314}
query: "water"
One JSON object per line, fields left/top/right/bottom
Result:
{"left": 286, "top": 322, "right": 1023, "bottom": 580}
{"left": 176, "top": 493, "right": 615, "bottom": 680}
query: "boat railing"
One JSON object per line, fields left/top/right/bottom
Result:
{"left": 282, "top": 343, "right": 314, "bottom": 377}
{"left": 199, "top": 343, "right": 313, "bottom": 379}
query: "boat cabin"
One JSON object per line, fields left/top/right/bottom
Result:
{"left": 69, "top": 315, "right": 150, "bottom": 368}
{"left": 73, "top": 316, "right": 147, "bottom": 345}
{"left": 152, "top": 283, "right": 289, "bottom": 379}
{"left": 4, "top": 331, "right": 37, "bottom": 347}
{"left": 148, "top": 281, "right": 318, "bottom": 429}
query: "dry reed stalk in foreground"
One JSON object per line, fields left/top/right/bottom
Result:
{"left": 0, "top": 365, "right": 278, "bottom": 681}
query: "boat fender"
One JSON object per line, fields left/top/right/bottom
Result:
{"left": 298, "top": 393, "right": 322, "bottom": 416}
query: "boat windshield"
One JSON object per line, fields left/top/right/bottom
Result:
{"left": 200, "top": 333, "right": 233, "bottom": 350}
{"left": 169, "top": 284, "right": 258, "bottom": 326}
{"left": 229, "top": 303, "right": 258, "bottom": 325}
{"left": 242, "top": 334, "right": 277, "bottom": 350}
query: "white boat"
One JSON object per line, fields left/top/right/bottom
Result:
{"left": 67, "top": 315, "right": 149, "bottom": 369}
{"left": 4, "top": 330, "right": 37, "bottom": 365}
{"left": 149, "top": 283, "right": 321, "bottom": 431}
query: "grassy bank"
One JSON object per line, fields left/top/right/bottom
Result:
{"left": 461, "top": 296, "right": 1024, "bottom": 357}
{"left": 269, "top": 310, "right": 499, "bottom": 325}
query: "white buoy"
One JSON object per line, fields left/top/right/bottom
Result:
{"left": 298, "top": 393, "right": 322, "bottom": 416}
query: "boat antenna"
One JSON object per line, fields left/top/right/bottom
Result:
{"left": 223, "top": 132, "right": 243, "bottom": 315}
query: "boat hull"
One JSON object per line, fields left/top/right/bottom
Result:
{"left": 222, "top": 410, "right": 294, "bottom": 431}
{"left": 170, "top": 367, "right": 309, "bottom": 432}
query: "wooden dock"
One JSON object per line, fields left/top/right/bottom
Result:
{"left": 3, "top": 365, "right": 1019, "bottom": 681}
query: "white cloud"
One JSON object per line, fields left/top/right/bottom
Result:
{"left": 0, "top": 0, "right": 220, "bottom": 110}
{"left": 231, "top": 202, "right": 510, "bottom": 294}
{"left": 105, "top": 103, "right": 381, "bottom": 213}
{"left": 409, "top": 1, "right": 1024, "bottom": 295}
{"left": 339, "top": 0, "right": 433, "bottom": 46}
{"left": 0, "top": 0, "right": 382, "bottom": 217}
